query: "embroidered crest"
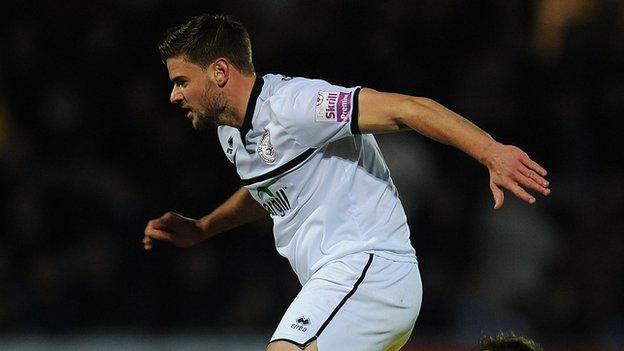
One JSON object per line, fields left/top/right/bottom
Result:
{"left": 257, "top": 129, "right": 277, "bottom": 164}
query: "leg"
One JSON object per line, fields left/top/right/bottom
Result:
{"left": 267, "top": 340, "right": 318, "bottom": 351}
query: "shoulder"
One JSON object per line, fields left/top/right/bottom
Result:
{"left": 264, "top": 74, "right": 354, "bottom": 116}
{"left": 262, "top": 74, "right": 331, "bottom": 99}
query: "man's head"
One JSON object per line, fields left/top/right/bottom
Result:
{"left": 475, "top": 332, "right": 544, "bottom": 351}
{"left": 158, "top": 14, "right": 254, "bottom": 130}
{"left": 158, "top": 14, "right": 254, "bottom": 74}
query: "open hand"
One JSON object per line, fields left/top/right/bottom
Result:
{"left": 484, "top": 143, "right": 550, "bottom": 210}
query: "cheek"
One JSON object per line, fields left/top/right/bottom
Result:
{"left": 186, "top": 89, "right": 206, "bottom": 109}
{"left": 186, "top": 88, "right": 200, "bottom": 102}
{"left": 200, "top": 88, "right": 218, "bottom": 107}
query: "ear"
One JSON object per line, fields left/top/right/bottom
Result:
{"left": 212, "top": 58, "right": 230, "bottom": 88}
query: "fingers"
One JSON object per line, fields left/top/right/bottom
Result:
{"left": 142, "top": 229, "right": 174, "bottom": 250}
{"left": 492, "top": 171, "right": 550, "bottom": 208}
{"left": 143, "top": 212, "right": 183, "bottom": 251}
{"left": 146, "top": 212, "right": 182, "bottom": 230}
{"left": 519, "top": 166, "right": 549, "bottom": 188}
{"left": 517, "top": 167, "right": 551, "bottom": 196}
{"left": 147, "top": 218, "right": 168, "bottom": 230}
{"left": 145, "top": 227, "right": 173, "bottom": 241}
{"left": 505, "top": 181, "right": 536, "bottom": 205}
{"left": 143, "top": 217, "right": 175, "bottom": 250}
{"left": 488, "top": 146, "right": 550, "bottom": 208}
{"left": 490, "top": 181, "right": 505, "bottom": 210}
{"left": 506, "top": 151, "right": 551, "bottom": 201}
{"left": 142, "top": 235, "right": 153, "bottom": 251}
{"left": 521, "top": 155, "right": 547, "bottom": 177}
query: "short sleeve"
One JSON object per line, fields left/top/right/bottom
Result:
{"left": 268, "top": 78, "right": 361, "bottom": 149}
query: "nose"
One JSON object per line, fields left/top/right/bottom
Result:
{"left": 170, "top": 86, "right": 183, "bottom": 104}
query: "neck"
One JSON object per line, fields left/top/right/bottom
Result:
{"left": 227, "top": 72, "right": 257, "bottom": 128}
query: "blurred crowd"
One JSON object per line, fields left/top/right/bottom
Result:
{"left": 1, "top": 0, "right": 623, "bottom": 348}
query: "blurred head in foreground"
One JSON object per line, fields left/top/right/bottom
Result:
{"left": 475, "top": 332, "right": 543, "bottom": 351}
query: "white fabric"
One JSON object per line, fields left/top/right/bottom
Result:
{"left": 217, "top": 74, "right": 355, "bottom": 180}
{"left": 217, "top": 74, "right": 417, "bottom": 285}
{"left": 270, "top": 253, "right": 422, "bottom": 351}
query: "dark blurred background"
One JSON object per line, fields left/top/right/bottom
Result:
{"left": 1, "top": 0, "right": 623, "bottom": 349}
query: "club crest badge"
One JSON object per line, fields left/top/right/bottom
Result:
{"left": 258, "top": 129, "right": 277, "bottom": 164}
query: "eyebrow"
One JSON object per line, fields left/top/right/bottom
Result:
{"left": 170, "top": 76, "right": 187, "bottom": 83}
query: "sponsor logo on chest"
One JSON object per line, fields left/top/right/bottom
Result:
{"left": 257, "top": 186, "right": 291, "bottom": 217}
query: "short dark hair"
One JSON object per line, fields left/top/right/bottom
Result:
{"left": 476, "top": 332, "right": 544, "bottom": 351}
{"left": 158, "top": 14, "right": 254, "bottom": 74}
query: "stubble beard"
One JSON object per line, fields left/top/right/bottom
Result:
{"left": 193, "top": 87, "right": 236, "bottom": 132}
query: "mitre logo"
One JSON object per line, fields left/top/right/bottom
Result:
{"left": 315, "top": 90, "right": 352, "bottom": 123}
{"left": 257, "top": 129, "right": 277, "bottom": 164}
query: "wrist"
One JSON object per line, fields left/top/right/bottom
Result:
{"left": 474, "top": 136, "right": 498, "bottom": 167}
{"left": 196, "top": 215, "right": 213, "bottom": 240}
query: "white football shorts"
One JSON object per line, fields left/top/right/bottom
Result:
{"left": 269, "top": 252, "right": 422, "bottom": 350}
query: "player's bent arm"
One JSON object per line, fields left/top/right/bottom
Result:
{"left": 197, "top": 186, "right": 267, "bottom": 239}
{"left": 143, "top": 187, "right": 267, "bottom": 250}
{"left": 357, "top": 88, "right": 551, "bottom": 209}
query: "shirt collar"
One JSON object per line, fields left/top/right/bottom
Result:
{"left": 239, "top": 74, "right": 264, "bottom": 138}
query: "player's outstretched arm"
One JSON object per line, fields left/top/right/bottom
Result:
{"left": 357, "top": 88, "right": 550, "bottom": 209}
{"left": 143, "top": 187, "right": 267, "bottom": 250}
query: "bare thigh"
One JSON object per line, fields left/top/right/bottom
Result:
{"left": 267, "top": 340, "right": 318, "bottom": 351}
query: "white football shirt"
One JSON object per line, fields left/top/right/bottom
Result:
{"left": 217, "top": 74, "right": 416, "bottom": 284}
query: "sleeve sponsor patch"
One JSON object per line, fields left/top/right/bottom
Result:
{"left": 315, "top": 90, "right": 352, "bottom": 123}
